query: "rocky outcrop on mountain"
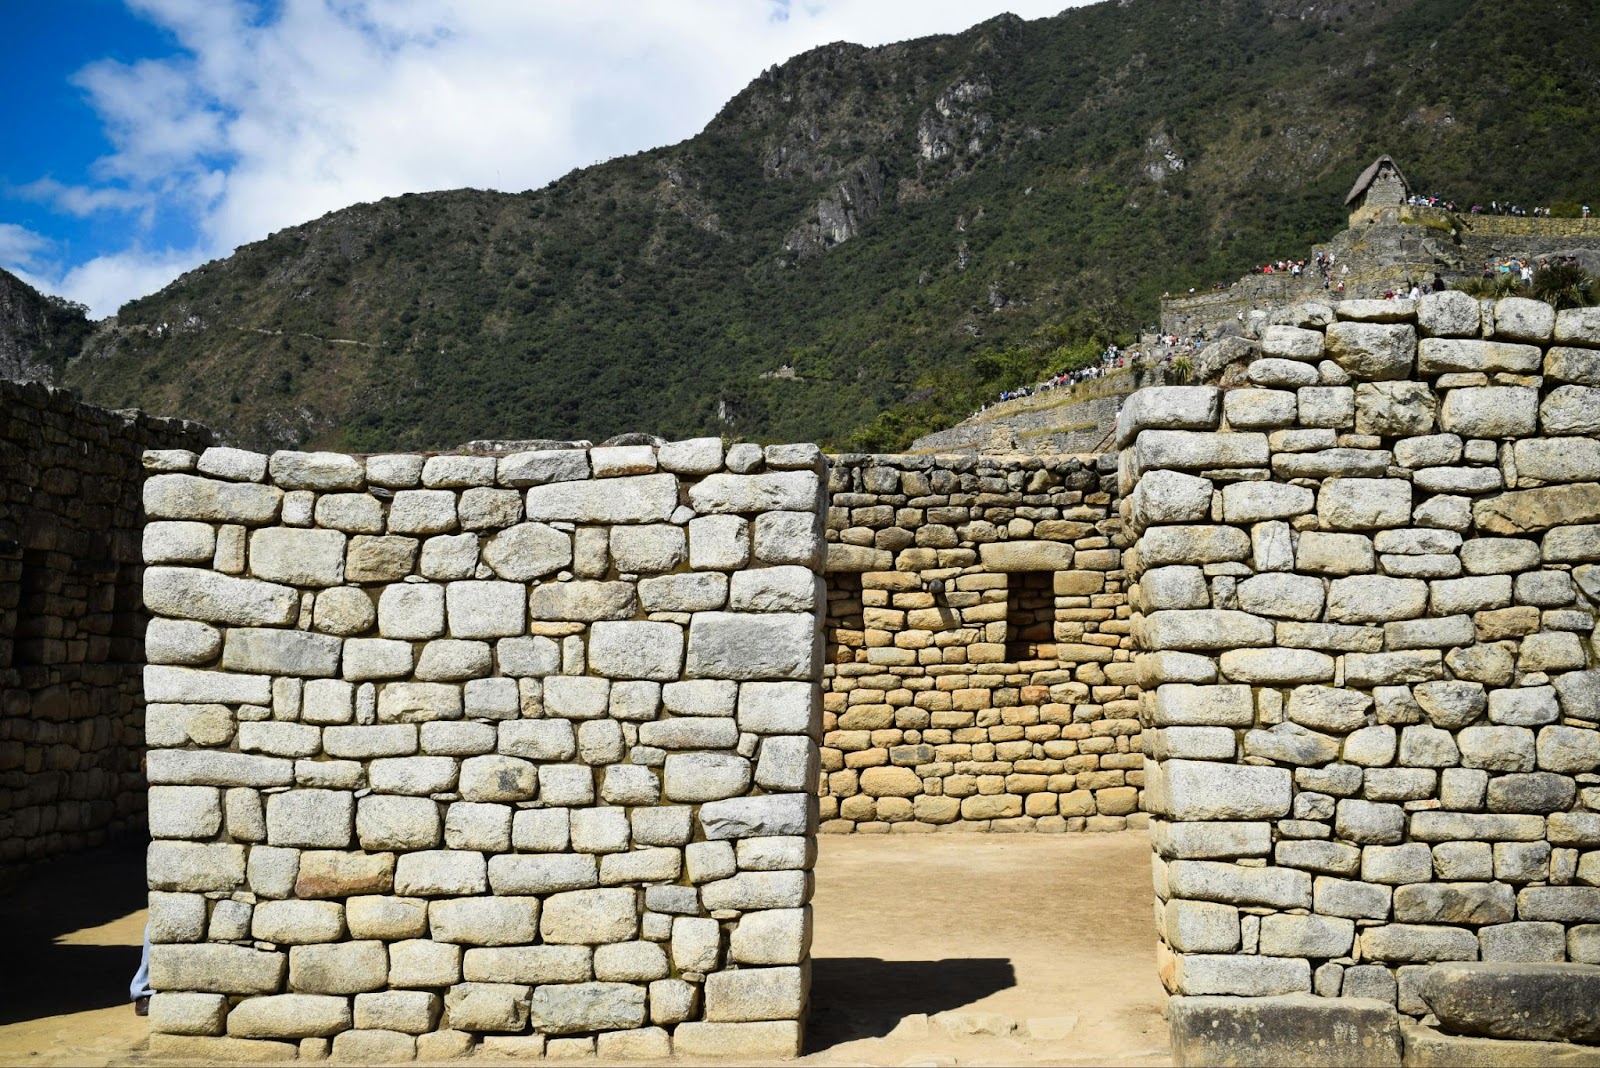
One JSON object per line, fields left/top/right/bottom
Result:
{"left": 0, "top": 269, "right": 91, "bottom": 385}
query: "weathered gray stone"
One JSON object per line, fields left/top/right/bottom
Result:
{"left": 151, "top": 944, "right": 286, "bottom": 995}
{"left": 1221, "top": 482, "right": 1313, "bottom": 524}
{"left": 1116, "top": 387, "right": 1221, "bottom": 447}
{"left": 1410, "top": 811, "right": 1546, "bottom": 843}
{"left": 686, "top": 612, "right": 815, "bottom": 680}
{"left": 376, "top": 682, "right": 462, "bottom": 723}
{"left": 265, "top": 790, "right": 353, "bottom": 849}
{"left": 392, "top": 850, "right": 487, "bottom": 897}
{"left": 443, "top": 982, "right": 530, "bottom": 1033}
{"left": 1420, "top": 962, "right": 1600, "bottom": 1044}
{"left": 145, "top": 567, "right": 298, "bottom": 627}
{"left": 587, "top": 621, "right": 684, "bottom": 680}
{"left": 458, "top": 755, "right": 538, "bottom": 802}
{"left": 1223, "top": 649, "right": 1333, "bottom": 684}
{"left": 530, "top": 580, "right": 638, "bottom": 622}
{"left": 1325, "top": 321, "right": 1416, "bottom": 380}
{"left": 429, "top": 897, "right": 541, "bottom": 947}
{"left": 1395, "top": 883, "right": 1515, "bottom": 926}
{"left": 344, "top": 537, "right": 418, "bottom": 584}
{"left": 1547, "top": 345, "right": 1600, "bottom": 385}
{"left": 1140, "top": 611, "right": 1274, "bottom": 651}
{"left": 1173, "top": 955, "right": 1313, "bottom": 998}
{"left": 1167, "top": 995, "right": 1400, "bottom": 1068}
{"left": 1130, "top": 470, "right": 1213, "bottom": 527}
{"left": 315, "top": 493, "right": 385, "bottom": 533}
{"left": 1286, "top": 686, "right": 1372, "bottom": 733}
{"left": 1319, "top": 479, "right": 1413, "bottom": 531}
{"left": 1165, "top": 860, "right": 1310, "bottom": 909}
{"left": 1458, "top": 725, "right": 1537, "bottom": 771}
{"left": 1294, "top": 531, "right": 1376, "bottom": 575}
{"left": 540, "top": 888, "right": 638, "bottom": 945}
{"left": 702, "top": 967, "right": 805, "bottom": 1023}
{"left": 525, "top": 982, "right": 647, "bottom": 1035}
{"left": 1356, "top": 381, "right": 1437, "bottom": 437}
{"left": 1139, "top": 526, "right": 1248, "bottom": 568}
{"left": 1224, "top": 388, "right": 1298, "bottom": 429}
{"left": 1362, "top": 924, "right": 1479, "bottom": 964}
{"left": 686, "top": 471, "right": 820, "bottom": 514}
{"left": 1327, "top": 575, "right": 1428, "bottom": 623}
{"left": 227, "top": 994, "right": 351, "bottom": 1039}
{"left": 148, "top": 992, "right": 229, "bottom": 1037}
{"left": 353, "top": 795, "right": 439, "bottom": 851}
{"left": 699, "top": 793, "right": 812, "bottom": 841}
{"left": 1312, "top": 876, "right": 1392, "bottom": 920}
{"left": 1441, "top": 387, "right": 1538, "bottom": 438}
{"left": 221, "top": 628, "right": 342, "bottom": 679}
{"left": 1134, "top": 430, "right": 1269, "bottom": 471}
{"left": 1335, "top": 798, "right": 1405, "bottom": 844}
{"left": 145, "top": 474, "right": 283, "bottom": 524}
{"left": 1543, "top": 385, "right": 1600, "bottom": 436}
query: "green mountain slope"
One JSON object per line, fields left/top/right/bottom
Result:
{"left": 59, "top": 0, "right": 1600, "bottom": 450}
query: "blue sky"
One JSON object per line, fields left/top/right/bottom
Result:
{"left": 0, "top": 0, "right": 1089, "bottom": 318}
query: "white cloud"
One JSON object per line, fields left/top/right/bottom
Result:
{"left": 24, "top": 0, "right": 1090, "bottom": 316}
{"left": 50, "top": 248, "right": 204, "bottom": 319}
{"left": 15, "top": 177, "right": 153, "bottom": 218}
{"left": 0, "top": 223, "right": 53, "bottom": 271}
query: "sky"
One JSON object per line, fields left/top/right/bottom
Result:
{"left": 0, "top": 0, "right": 1094, "bottom": 318}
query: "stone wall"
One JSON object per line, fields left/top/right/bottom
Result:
{"left": 819, "top": 453, "right": 1144, "bottom": 833}
{"left": 0, "top": 379, "right": 211, "bottom": 881}
{"left": 908, "top": 369, "right": 1149, "bottom": 457}
{"left": 139, "top": 439, "right": 824, "bottom": 1062}
{"left": 1123, "top": 295, "right": 1600, "bottom": 1024}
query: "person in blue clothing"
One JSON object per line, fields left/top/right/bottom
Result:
{"left": 130, "top": 926, "right": 152, "bottom": 1015}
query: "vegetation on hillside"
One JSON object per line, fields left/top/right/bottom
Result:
{"left": 1456, "top": 265, "right": 1597, "bottom": 309}
{"left": 50, "top": 0, "right": 1600, "bottom": 450}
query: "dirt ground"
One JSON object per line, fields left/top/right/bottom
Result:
{"left": 0, "top": 832, "right": 1171, "bottom": 1066}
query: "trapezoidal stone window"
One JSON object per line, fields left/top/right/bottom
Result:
{"left": 824, "top": 573, "right": 864, "bottom": 669}
{"left": 1004, "top": 571, "right": 1059, "bottom": 665}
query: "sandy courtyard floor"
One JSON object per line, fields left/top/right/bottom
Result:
{"left": 0, "top": 831, "right": 1170, "bottom": 1066}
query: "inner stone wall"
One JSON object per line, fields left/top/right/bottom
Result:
{"left": 820, "top": 453, "right": 1143, "bottom": 832}
{"left": 140, "top": 439, "right": 823, "bottom": 1062}
{"left": 0, "top": 379, "right": 211, "bottom": 882}
{"left": 1125, "top": 295, "right": 1600, "bottom": 1016}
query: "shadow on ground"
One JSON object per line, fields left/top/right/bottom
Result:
{"left": 806, "top": 956, "right": 1016, "bottom": 1052}
{"left": 0, "top": 838, "right": 146, "bottom": 1026}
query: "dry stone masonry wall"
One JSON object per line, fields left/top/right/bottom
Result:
{"left": 1124, "top": 294, "right": 1600, "bottom": 1027}
{"left": 820, "top": 453, "right": 1143, "bottom": 832}
{"left": 0, "top": 379, "right": 211, "bottom": 881}
{"left": 139, "top": 438, "right": 824, "bottom": 1062}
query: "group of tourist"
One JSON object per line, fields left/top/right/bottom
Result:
{"left": 1407, "top": 193, "right": 1459, "bottom": 211}
{"left": 1378, "top": 274, "right": 1450, "bottom": 301}
{"left": 1248, "top": 251, "right": 1335, "bottom": 277}
{"left": 1406, "top": 193, "right": 1595, "bottom": 219}
{"left": 1483, "top": 254, "right": 1588, "bottom": 281}
{"left": 974, "top": 337, "right": 1201, "bottom": 417}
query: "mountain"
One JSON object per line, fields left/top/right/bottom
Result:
{"left": 49, "top": 0, "right": 1600, "bottom": 451}
{"left": 0, "top": 269, "right": 92, "bottom": 385}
